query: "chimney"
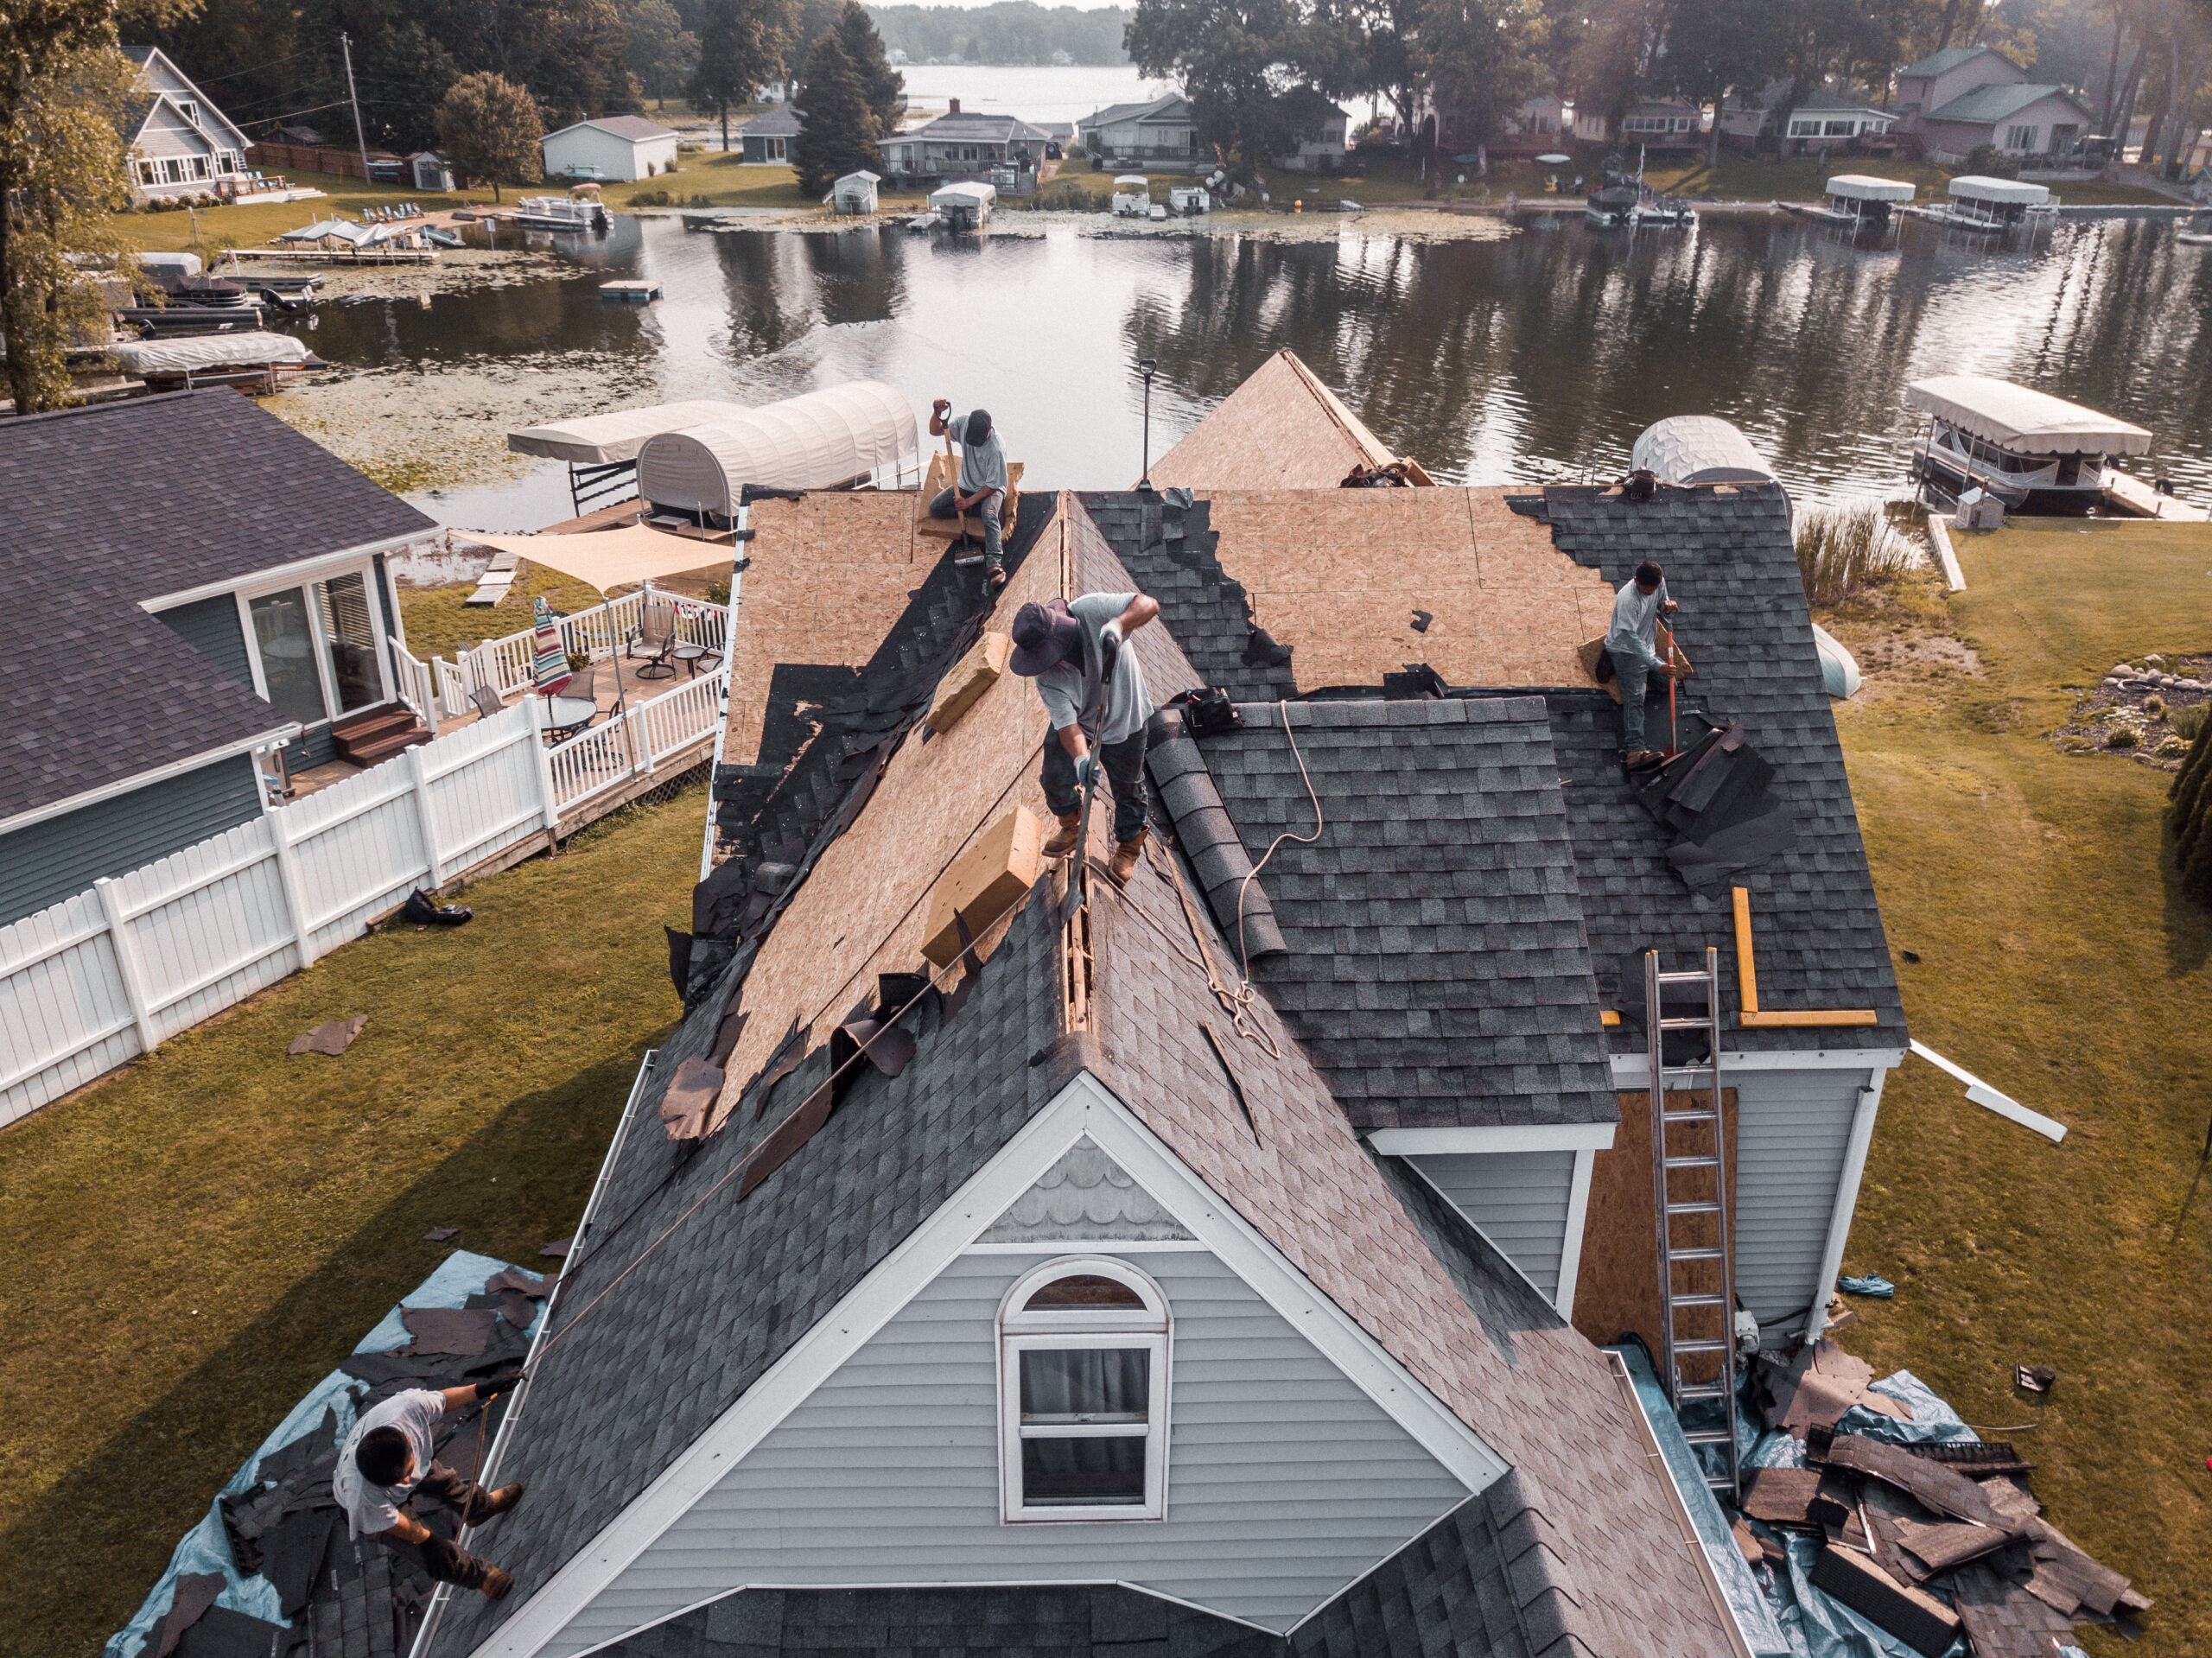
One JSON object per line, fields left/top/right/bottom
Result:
{"left": 950, "top": 98, "right": 961, "bottom": 114}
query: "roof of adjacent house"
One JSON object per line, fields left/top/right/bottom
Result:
{"left": 897, "top": 110, "right": 1051, "bottom": 143}
{"left": 0, "top": 391, "right": 435, "bottom": 823}
{"left": 1898, "top": 42, "right": 2019, "bottom": 79}
{"left": 1079, "top": 92, "right": 1190, "bottom": 128}
{"left": 739, "top": 105, "right": 803, "bottom": 137}
{"left": 1788, "top": 98, "right": 1894, "bottom": 117}
{"left": 550, "top": 116, "right": 679, "bottom": 143}
{"left": 1925, "top": 79, "right": 2093, "bottom": 125}
{"left": 1147, "top": 351, "right": 1399, "bottom": 492}
{"left": 430, "top": 493, "right": 1731, "bottom": 1658}
{"left": 117, "top": 45, "right": 249, "bottom": 151}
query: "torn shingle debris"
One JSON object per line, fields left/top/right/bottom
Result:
{"left": 289, "top": 1017, "right": 367, "bottom": 1058}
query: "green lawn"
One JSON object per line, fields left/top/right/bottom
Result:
{"left": 1823, "top": 520, "right": 2212, "bottom": 1653}
{"left": 0, "top": 781, "right": 703, "bottom": 1658}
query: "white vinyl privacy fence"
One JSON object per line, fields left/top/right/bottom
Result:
{"left": 0, "top": 667, "right": 727, "bottom": 1128}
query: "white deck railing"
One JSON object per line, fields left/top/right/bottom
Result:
{"left": 389, "top": 636, "right": 442, "bottom": 738}
{"left": 461, "top": 589, "right": 728, "bottom": 701}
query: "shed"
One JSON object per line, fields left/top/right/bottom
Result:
{"left": 830, "top": 169, "right": 881, "bottom": 214}
{"left": 736, "top": 105, "right": 800, "bottom": 165}
{"left": 542, "top": 116, "right": 680, "bottom": 183}
{"left": 1630, "top": 416, "right": 1776, "bottom": 486}
{"left": 636, "top": 382, "right": 919, "bottom": 522}
{"left": 410, "top": 151, "right": 454, "bottom": 192}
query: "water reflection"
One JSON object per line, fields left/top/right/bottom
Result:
{"left": 287, "top": 212, "right": 2212, "bottom": 527}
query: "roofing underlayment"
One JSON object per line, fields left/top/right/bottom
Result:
{"left": 1146, "top": 350, "right": 1402, "bottom": 492}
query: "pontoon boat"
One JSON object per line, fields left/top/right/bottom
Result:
{"left": 1904, "top": 375, "right": 2151, "bottom": 511}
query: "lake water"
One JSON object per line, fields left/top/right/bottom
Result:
{"left": 290, "top": 210, "right": 2212, "bottom": 531}
{"left": 895, "top": 63, "right": 1171, "bottom": 126}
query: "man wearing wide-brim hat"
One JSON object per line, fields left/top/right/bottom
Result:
{"left": 1008, "top": 588, "right": 1160, "bottom": 883}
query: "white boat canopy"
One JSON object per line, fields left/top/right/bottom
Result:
{"left": 1827, "top": 175, "right": 1916, "bottom": 203}
{"left": 637, "top": 381, "right": 919, "bottom": 515}
{"left": 928, "top": 182, "right": 995, "bottom": 211}
{"left": 111, "top": 333, "right": 311, "bottom": 372}
{"left": 1903, "top": 376, "right": 2152, "bottom": 456}
{"left": 508, "top": 400, "right": 744, "bottom": 465}
{"left": 1630, "top": 416, "right": 1776, "bottom": 486}
{"left": 1948, "top": 175, "right": 2051, "bottom": 206}
{"left": 1114, "top": 175, "right": 1150, "bottom": 188}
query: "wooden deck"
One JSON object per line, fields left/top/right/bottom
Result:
{"left": 2102, "top": 467, "right": 2210, "bottom": 522}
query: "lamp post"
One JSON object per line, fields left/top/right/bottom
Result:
{"left": 1137, "top": 356, "right": 1159, "bottom": 490}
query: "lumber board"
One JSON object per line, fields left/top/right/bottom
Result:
{"left": 1809, "top": 1545, "right": 1961, "bottom": 1657}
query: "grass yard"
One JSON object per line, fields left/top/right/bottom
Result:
{"left": 394, "top": 563, "right": 611, "bottom": 667}
{"left": 1821, "top": 519, "right": 2212, "bottom": 1654}
{"left": 0, "top": 780, "right": 704, "bottom": 1658}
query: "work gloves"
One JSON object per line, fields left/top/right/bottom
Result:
{"left": 1099, "top": 620, "right": 1123, "bottom": 682}
{"left": 1074, "top": 755, "right": 1102, "bottom": 791}
{"left": 474, "top": 1369, "right": 525, "bottom": 1401}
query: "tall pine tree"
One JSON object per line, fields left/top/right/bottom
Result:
{"left": 691, "top": 0, "right": 789, "bottom": 150}
{"left": 791, "top": 27, "right": 878, "bottom": 194}
{"left": 836, "top": 0, "right": 902, "bottom": 131}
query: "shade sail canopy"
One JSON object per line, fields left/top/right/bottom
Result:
{"left": 1827, "top": 175, "right": 1916, "bottom": 202}
{"left": 636, "top": 381, "right": 918, "bottom": 517}
{"left": 1903, "top": 375, "right": 2152, "bottom": 456}
{"left": 1948, "top": 175, "right": 2051, "bottom": 205}
{"left": 1630, "top": 416, "right": 1776, "bottom": 486}
{"left": 448, "top": 524, "right": 734, "bottom": 593}
{"left": 111, "top": 333, "right": 312, "bottom": 372}
{"left": 508, "top": 400, "right": 746, "bottom": 466}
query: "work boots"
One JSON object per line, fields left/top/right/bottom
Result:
{"left": 474, "top": 1483, "right": 527, "bottom": 1522}
{"left": 1107, "top": 831, "right": 1147, "bottom": 886}
{"left": 1043, "top": 810, "right": 1082, "bottom": 859}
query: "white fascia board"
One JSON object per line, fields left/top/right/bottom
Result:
{"left": 1610, "top": 1047, "right": 1905, "bottom": 1087}
{"left": 139, "top": 531, "right": 433, "bottom": 613}
{"left": 1073, "top": 1078, "right": 1508, "bottom": 1495}
{"left": 1365, "top": 1121, "right": 1617, "bottom": 1157}
{"left": 0, "top": 723, "right": 298, "bottom": 836}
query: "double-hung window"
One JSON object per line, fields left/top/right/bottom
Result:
{"left": 998, "top": 1258, "right": 1169, "bottom": 1521}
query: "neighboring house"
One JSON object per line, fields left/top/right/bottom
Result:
{"left": 0, "top": 392, "right": 437, "bottom": 925}
{"left": 542, "top": 116, "right": 680, "bottom": 181}
{"left": 1891, "top": 42, "right": 2025, "bottom": 132}
{"left": 1718, "top": 79, "right": 1795, "bottom": 145}
{"left": 1503, "top": 93, "right": 1571, "bottom": 147}
{"left": 410, "top": 151, "right": 455, "bottom": 192}
{"left": 1618, "top": 99, "right": 1703, "bottom": 150}
{"left": 1573, "top": 106, "right": 1612, "bottom": 143}
{"left": 1272, "top": 88, "right": 1351, "bottom": 171}
{"left": 1076, "top": 92, "right": 1200, "bottom": 166}
{"left": 1920, "top": 80, "right": 2094, "bottom": 164}
{"left": 735, "top": 105, "right": 801, "bottom": 164}
{"left": 118, "top": 47, "right": 251, "bottom": 200}
{"left": 878, "top": 105, "right": 1050, "bottom": 184}
{"left": 1781, "top": 98, "right": 1897, "bottom": 153}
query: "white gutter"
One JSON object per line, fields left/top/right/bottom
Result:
{"left": 0, "top": 723, "right": 300, "bottom": 837}
{"left": 1610, "top": 1047, "right": 1904, "bottom": 1088}
{"left": 1910, "top": 1039, "right": 2066, "bottom": 1142}
{"left": 697, "top": 505, "right": 748, "bottom": 881}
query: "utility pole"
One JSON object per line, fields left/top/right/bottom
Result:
{"left": 341, "top": 32, "right": 370, "bottom": 187}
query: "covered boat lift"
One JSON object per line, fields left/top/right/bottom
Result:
{"left": 1923, "top": 175, "right": 2056, "bottom": 232}
{"left": 1904, "top": 375, "right": 2152, "bottom": 511}
{"left": 1812, "top": 174, "right": 1914, "bottom": 231}
{"left": 927, "top": 181, "right": 995, "bottom": 231}
{"left": 636, "top": 381, "right": 920, "bottom": 526}
{"left": 509, "top": 399, "right": 745, "bottom": 515}
{"left": 1630, "top": 416, "right": 1777, "bottom": 487}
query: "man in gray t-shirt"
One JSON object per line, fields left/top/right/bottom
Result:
{"left": 333, "top": 1378, "right": 528, "bottom": 1599}
{"left": 928, "top": 400, "right": 1011, "bottom": 584}
{"left": 1007, "top": 589, "right": 1160, "bottom": 881}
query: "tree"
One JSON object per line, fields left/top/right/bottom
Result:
{"left": 626, "top": 0, "right": 702, "bottom": 100}
{"left": 791, "top": 26, "right": 879, "bottom": 194}
{"left": 1126, "top": 0, "right": 1305, "bottom": 167}
{"left": 691, "top": 0, "right": 790, "bottom": 149}
{"left": 1420, "top": 0, "right": 1542, "bottom": 151}
{"left": 837, "top": 0, "right": 905, "bottom": 130}
{"left": 1658, "top": 0, "right": 1785, "bottom": 163}
{"left": 435, "top": 72, "right": 543, "bottom": 201}
{"left": 2, "top": 45, "right": 149, "bottom": 416}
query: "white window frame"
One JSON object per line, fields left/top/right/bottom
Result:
{"left": 230, "top": 556, "right": 394, "bottom": 726}
{"left": 996, "top": 1255, "right": 1171, "bottom": 1524}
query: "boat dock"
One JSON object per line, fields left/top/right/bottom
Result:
{"left": 600, "top": 280, "right": 663, "bottom": 302}
{"left": 2103, "top": 467, "right": 2210, "bottom": 520}
{"left": 226, "top": 245, "right": 439, "bottom": 264}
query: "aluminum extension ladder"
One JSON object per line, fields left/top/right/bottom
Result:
{"left": 1644, "top": 947, "right": 1742, "bottom": 1502}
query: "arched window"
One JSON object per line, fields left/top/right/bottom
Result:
{"left": 997, "top": 1257, "right": 1170, "bottom": 1522}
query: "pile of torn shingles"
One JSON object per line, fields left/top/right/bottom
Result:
{"left": 1741, "top": 1341, "right": 2146, "bottom": 1657}
{"left": 121, "top": 1267, "right": 549, "bottom": 1658}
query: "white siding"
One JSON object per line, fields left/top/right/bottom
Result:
{"left": 543, "top": 124, "right": 678, "bottom": 182}
{"left": 1732, "top": 1068, "right": 1872, "bottom": 1328}
{"left": 555, "top": 1249, "right": 1471, "bottom": 1653}
{"left": 1408, "top": 1151, "right": 1573, "bottom": 1301}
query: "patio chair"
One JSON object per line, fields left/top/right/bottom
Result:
{"left": 626, "top": 596, "right": 678, "bottom": 680}
{"left": 469, "top": 685, "right": 505, "bottom": 722}
{"left": 544, "top": 667, "right": 599, "bottom": 741}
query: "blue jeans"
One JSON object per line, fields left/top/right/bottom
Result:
{"left": 1043, "top": 731, "right": 1148, "bottom": 845}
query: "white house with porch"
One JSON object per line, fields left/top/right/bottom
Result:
{"left": 120, "top": 48, "right": 251, "bottom": 200}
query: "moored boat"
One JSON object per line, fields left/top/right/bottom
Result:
{"left": 512, "top": 195, "right": 610, "bottom": 233}
{"left": 1784, "top": 174, "right": 1915, "bottom": 232}
{"left": 1904, "top": 374, "right": 2151, "bottom": 512}
{"left": 1916, "top": 175, "right": 2056, "bottom": 233}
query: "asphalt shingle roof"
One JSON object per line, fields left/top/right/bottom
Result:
{"left": 1898, "top": 43, "right": 2014, "bottom": 79}
{"left": 0, "top": 391, "right": 435, "bottom": 820}
{"left": 1925, "top": 80, "right": 2088, "bottom": 124}
{"left": 1196, "top": 698, "right": 1617, "bottom": 1132}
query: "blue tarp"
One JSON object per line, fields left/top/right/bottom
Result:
{"left": 105, "top": 1251, "right": 529, "bottom": 1658}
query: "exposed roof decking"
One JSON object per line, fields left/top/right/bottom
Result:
{"left": 1147, "top": 350, "right": 1398, "bottom": 493}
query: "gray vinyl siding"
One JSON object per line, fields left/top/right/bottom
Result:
{"left": 555, "top": 1248, "right": 1471, "bottom": 1654}
{"left": 154, "top": 594, "right": 254, "bottom": 687}
{"left": 1732, "top": 1068, "right": 1873, "bottom": 1331}
{"left": 1408, "top": 1151, "right": 1573, "bottom": 1302}
{"left": 0, "top": 753, "right": 263, "bottom": 925}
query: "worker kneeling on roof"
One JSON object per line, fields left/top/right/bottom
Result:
{"left": 334, "top": 1375, "right": 528, "bottom": 1601}
{"left": 927, "top": 400, "right": 1009, "bottom": 588}
{"left": 1609, "top": 559, "right": 1690, "bottom": 769}
{"left": 1009, "top": 588, "right": 1160, "bottom": 884}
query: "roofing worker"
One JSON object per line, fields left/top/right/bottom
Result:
{"left": 1609, "top": 559, "right": 1689, "bottom": 768}
{"left": 334, "top": 1376, "right": 528, "bottom": 1600}
{"left": 1008, "top": 589, "right": 1160, "bottom": 883}
{"left": 928, "top": 399, "right": 1009, "bottom": 588}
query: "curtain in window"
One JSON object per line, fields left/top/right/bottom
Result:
{"left": 317, "top": 573, "right": 380, "bottom": 713}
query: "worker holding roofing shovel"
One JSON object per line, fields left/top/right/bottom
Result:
{"left": 1009, "top": 590, "right": 1160, "bottom": 885}
{"left": 334, "top": 1376, "right": 528, "bottom": 1600}
{"left": 1609, "top": 559, "right": 1691, "bottom": 769}
{"left": 928, "top": 400, "right": 1009, "bottom": 588}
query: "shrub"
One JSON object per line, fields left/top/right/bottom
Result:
{"left": 2158, "top": 735, "right": 2190, "bottom": 758}
{"left": 2145, "top": 694, "right": 2167, "bottom": 717}
{"left": 2175, "top": 703, "right": 2209, "bottom": 741}
{"left": 2107, "top": 724, "right": 2141, "bottom": 750}
{"left": 1962, "top": 145, "right": 2019, "bottom": 179}
{"left": 1795, "top": 500, "right": 1910, "bottom": 605}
